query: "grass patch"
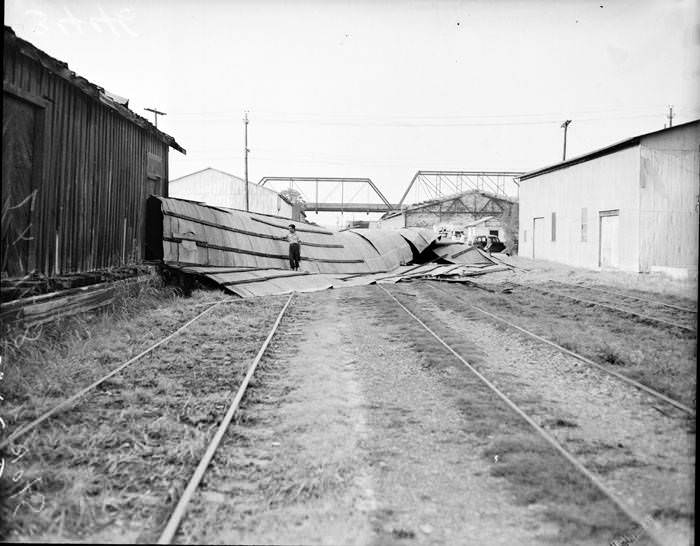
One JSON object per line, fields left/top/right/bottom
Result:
{"left": 484, "top": 433, "right": 631, "bottom": 542}
{"left": 462, "top": 286, "right": 697, "bottom": 408}
{"left": 1, "top": 288, "right": 287, "bottom": 541}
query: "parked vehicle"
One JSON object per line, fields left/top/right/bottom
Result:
{"left": 473, "top": 235, "right": 506, "bottom": 253}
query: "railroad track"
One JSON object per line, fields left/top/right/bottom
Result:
{"left": 510, "top": 281, "right": 696, "bottom": 334}
{"left": 0, "top": 300, "right": 225, "bottom": 450}
{"left": 426, "top": 282, "right": 694, "bottom": 416}
{"left": 156, "top": 294, "right": 292, "bottom": 543}
{"left": 381, "top": 283, "right": 692, "bottom": 546}
{"left": 4, "top": 285, "right": 691, "bottom": 544}
{"left": 1, "top": 295, "right": 293, "bottom": 543}
{"left": 543, "top": 281, "right": 697, "bottom": 333}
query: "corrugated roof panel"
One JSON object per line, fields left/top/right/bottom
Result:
{"left": 397, "top": 228, "right": 429, "bottom": 253}
{"left": 153, "top": 197, "right": 440, "bottom": 274}
{"left": 349, "top": 229, "right": 413, "bottom": 264}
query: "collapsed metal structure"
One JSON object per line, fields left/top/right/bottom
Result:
{"left": 146, "top": 196, "right": 510, "bottom": 297}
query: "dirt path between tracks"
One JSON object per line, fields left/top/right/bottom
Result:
{"left": 179, "top": 286, "right": 635, "bottom": 545}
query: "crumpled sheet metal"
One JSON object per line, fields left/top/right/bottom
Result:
{"left": 430, "top": 243, "right": 497, "bottom": 265}
{"left": 155, "top": 197, "right": 426, "bottom": 275}
{"left": 397, "top": 228, "right": 435, "bottom": 253}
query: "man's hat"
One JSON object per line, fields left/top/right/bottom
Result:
{"left": 288, "top": 224, "right": 296, "bottom": 229}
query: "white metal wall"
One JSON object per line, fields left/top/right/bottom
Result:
{"left": 169, "top": 168, "right": 293, "bottom": 218}
{"left": 638, "top": 124, "right": 700, "bottom": 272}
{"left": 518, "top": 146, "right": 641, "bottom": 271}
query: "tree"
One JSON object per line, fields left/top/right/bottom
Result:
{"left": 279, "top": 188, "right": 306, "bottom": 211}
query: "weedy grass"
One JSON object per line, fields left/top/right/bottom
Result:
{"left": 461, "top": 285, "right": 697, "bottom": 408}
{"left": 483, "top": 433, "right": 632, "bottom": 542}
{"left": 1, "top": 280, "right": 224, "bottom": 406}
{"left": 1, "top": 291, "right": 286, "bottom": 542}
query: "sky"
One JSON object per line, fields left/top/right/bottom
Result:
{"left": 6, "top": 0, "right": 700, "bottom": 228}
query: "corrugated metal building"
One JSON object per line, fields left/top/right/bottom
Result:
{"left": 169, "top": 167, "right": 294, "bottom": 219}
{"left": 518, "top": 120, "right": 700, "bottom": 277}
{"left": 2, "top": 26, "right": 185, "bottom": 280}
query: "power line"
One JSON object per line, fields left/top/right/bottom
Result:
{"left": 144, "top": 107, "right": 166, "bottom": 128}
{"left": 166, "top": 112, "right": 695, "bottom": 128}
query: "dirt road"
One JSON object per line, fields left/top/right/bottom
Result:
{"left": 178, "top": 285, "right": 667, "bottom": 545}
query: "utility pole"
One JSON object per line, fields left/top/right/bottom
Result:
{"left": 144, "top": 107, "right": 166, "bottom": 128}
{"left": 244, "top": 111, "right": 249, "bottom": 212}
{"left": 561, "top": 119, "right": 572, "bottom": 161}
{"left": 667, "top": 105, "right": 674, "bottom": 128}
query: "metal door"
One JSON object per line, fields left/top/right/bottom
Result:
{"left": 599, "top": 211, "right": 620, "bottom": 268}
{"left": 532, "top": 217, "right": 545, "bottom": 259}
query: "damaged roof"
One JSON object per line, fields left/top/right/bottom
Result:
{"left": 151, "top": 196, "right": 436, "bottom": 275}
{"left": 151, "top": 197, "right": 513, "bottom": 297}
{"left": 4, "top": 26, "right": 186, "bottom": 154}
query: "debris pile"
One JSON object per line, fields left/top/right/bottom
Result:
{"left": 148, "top": 197, "right": 514, "bottom": 297}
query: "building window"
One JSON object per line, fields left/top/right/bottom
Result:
{"left": 489, "top": 229, "right": 499, "bottom": 236}
{"left": 581, "top": 207, "right": 588, "bottom": 242}
{"left": 551, "top": 212, "right": 556, "bottom": 242}
{"left": 523, "top": 229, "right": 527, "bottom": 242}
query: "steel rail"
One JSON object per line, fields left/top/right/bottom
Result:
{"left": 564, "top": 282, "right": 697, "bottom": 314}
{"left": 380, "top": 286, "right": 666, "bottom": 546}
{"left": 517, "top": 283, "right": 695, "bottom": 333}
{"left": 428, "top": 283, "right": 694, "bottom": 415}
{"left": 0, "top": 301, "right": 223, "bottom": 450}
{"left": 157, "top": 293, "right": 294, "bottom": 544}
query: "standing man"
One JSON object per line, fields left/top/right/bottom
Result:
{"left": 286, "top": 224, "right": 301, "bottom": 270}
{"left": 484, "top": 235, "right": 493, "bottom": 256}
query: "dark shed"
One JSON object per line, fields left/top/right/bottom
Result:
{"left": 2, "top": 26, "right": 185, "bottom": 280}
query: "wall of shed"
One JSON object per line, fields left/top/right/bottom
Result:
{"left": 3, "top": 46, "right": 169, "bottom": 278}
{"left": 518, "top": 145, "right": 641, "bottom": 271}
{"left": 638, "top": 124, "right": 700, "bottom": 274}
{"left": 168, "top": 169, "right": 293, "bottom": 218}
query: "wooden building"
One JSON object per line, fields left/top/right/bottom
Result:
{"left": 2, "top": 26, "right": 185, "bottom": 281}
{"left": 168, "top": 167, "right": 294, "bottom": 218}
{"left": 518, "top": 120, "right": 699, "bottom": 277}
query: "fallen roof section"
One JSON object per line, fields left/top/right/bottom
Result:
{"left": 149, "top": 196, "right": 513, "bottom": 297}
{"left": 149, "top": 196, "right": 435, "bottom": 275}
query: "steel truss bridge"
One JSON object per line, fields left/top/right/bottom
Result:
{"left": 258, "top": 171, "right": 523, "bottom": 214}
{"left": 258, "top": 177, "right": 398, "bottom": 213}
{"left": 398, "top": 171, "right": 523, "bottom": 208}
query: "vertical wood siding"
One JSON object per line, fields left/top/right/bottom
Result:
{"left": 3, "top": 46, "right": 171, "bottom": 277}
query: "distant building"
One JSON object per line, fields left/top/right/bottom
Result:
{"left": 2, "top": 26, "right": 185, "bottom": 280}
{"left": 464, "top": 216, "right": 504, "bottom": 244}
{"left": 380, "top": 190, "right": 518, "bottom": 245}
{"left": 168, "top": 167, "right": 294, "bottom": 219}
{"left": 518, "top": 120, "right": 700, "bottom": 278}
